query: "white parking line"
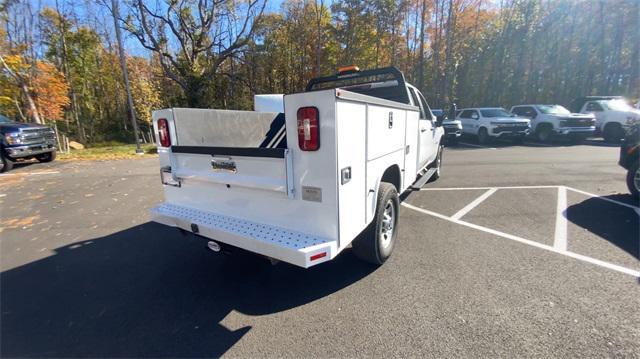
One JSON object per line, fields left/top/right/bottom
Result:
{"left": 451, "top": 188, "right": 497, "bottom": 220}
{"left": 421, "top": 185, "right": 560, "bottom": 191}
{"left": 457, "top": 142, "right": 496, "bottom": 150}
{"left": 554, "top": 186, "right": 568, "bottom": 251}
{"left": 402, "top": 202, "right": 640, "bottom": 278}
{"left": 566, "top": 186, "right": 640, "bottom": 215}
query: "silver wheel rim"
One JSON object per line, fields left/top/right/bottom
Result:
{"left": 634, "top": 167, "right": 640, "bottom": 192}
{"left": 380, "top": 200, "right": 395, "bottom": 248}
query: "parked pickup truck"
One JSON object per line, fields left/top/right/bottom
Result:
{"left": 432, "top": 108, "right": 462, "bottom": 144}
{"left": 0, "top": 114, "right": 57, "bottom": 172}
{"left": 456, "top": 107, "right": 530, "bottom": 144}
{"left": 569, "top": 96, "right": 640, "bottom": 142}
{"left": 510, "top": 104, "right": 595, "bottom": 142}
{"left": 150, "top": 66, "right": 444, "bottom": 268}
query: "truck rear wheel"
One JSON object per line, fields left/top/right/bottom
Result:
{"left": 0, "top": 152, "right": 14, "bottom": 173}
{"left": 352, "top": 182, "right": 399, "bottom": 265}
{"left": 603, "top": 123, "right": 624, "bottom": 143}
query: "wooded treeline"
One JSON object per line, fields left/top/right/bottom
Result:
{"left": 1, "top": 0, "right": 638, "bottom": 144}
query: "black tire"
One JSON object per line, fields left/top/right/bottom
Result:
{"left": 36, "top": 150, "right": 56, "bottom": 163}
{"left": 429, "top": 144, "right": 443, "bottom": 181}
{"left": 536, "top": 124, "right": 553, "bottom": 143}
{"left": 0, "top": 151, "right": 14, "bottom": 173}
{"left": 351, "top": 182, "right": 399, "bottom": 265}
{"left": 477, "top": 127, "right": 489, "bottom": 145}
{"left": 603, "top": 123, "right": 624, "bottom": 143}
{"left": 627, "top": 161, "right": 640, "bottom": 200}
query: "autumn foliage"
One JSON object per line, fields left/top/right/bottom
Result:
{"left": 32, "top": 61, "right": 70, "bottom": 122}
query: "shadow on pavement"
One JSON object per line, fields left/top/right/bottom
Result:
{"left": 566, "top": 194, "right": 639, "bottom": 260}
{"left": 1, "top": 222, "right": 377, "bottom": 357}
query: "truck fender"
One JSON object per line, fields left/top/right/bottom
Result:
{"left": 369, "top": 165, "right": 402, "bottom": 223}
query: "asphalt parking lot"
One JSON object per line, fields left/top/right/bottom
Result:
{"left": 1, "top": 140, "right": 638, "bottom": 357}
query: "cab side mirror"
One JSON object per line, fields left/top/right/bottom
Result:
{"left": 436, "top": 115, "right": 445, "bottom": 127}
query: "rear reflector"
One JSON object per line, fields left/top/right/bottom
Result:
{"left": 158, "top": 118, "right": 170, "bottom": 147}
{"left": 297, "top": 107, "right": 319, "bottom": 151}
{"left": 310, "top": 252, "right": 327, "bottom": 261}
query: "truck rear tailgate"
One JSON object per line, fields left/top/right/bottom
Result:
{"left": 150, "top": 100, "right": 341, "bottom": 267}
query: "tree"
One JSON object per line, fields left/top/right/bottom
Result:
{"left": 125, "top": 0, "right": 267, "bottom": 108}
{"left": 31, "top": 61, "right": 70, "bottom": 122}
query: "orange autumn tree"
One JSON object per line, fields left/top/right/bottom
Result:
{"left": 32, "top": 61, "right": 70, "bottom": 123}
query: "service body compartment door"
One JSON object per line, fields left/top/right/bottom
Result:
{"left": 366, "top": 106, "right": 407, "bottom": 161}
{"left": 404, "top": 110, "right": 419, "bottom": 184}
{"left": 336, "top": 101, "right": 367, "bottom": 246}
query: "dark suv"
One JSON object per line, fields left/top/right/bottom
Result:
{"left": 619, "top": 121, "right": 639, "bottom": 199}
{"left": 0, "top": 114, "right": 57, "bottom": 172}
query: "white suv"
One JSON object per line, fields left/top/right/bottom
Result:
{"left": 457, "top": 107, "right": 530, "bottom": 144}
{"left": 510, "top": 104, "right": 595, "bottom": 142}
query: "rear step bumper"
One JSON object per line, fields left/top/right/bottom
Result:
{"left": 150, "top": 203, "right": 337, "bottom": 268}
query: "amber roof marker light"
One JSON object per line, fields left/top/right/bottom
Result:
{"left": 338, "top": 65, "right": 360, "bottom": 75}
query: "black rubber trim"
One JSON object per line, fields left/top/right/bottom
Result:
{"left": 172, "top": 146, "right": 286, "bottom": 158}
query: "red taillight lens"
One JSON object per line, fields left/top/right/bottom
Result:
{"left": 297, "top": 107, "right": 319, "bottom": 151}
{"left": 157, "top": 118, "right": 171, "bottom": 147}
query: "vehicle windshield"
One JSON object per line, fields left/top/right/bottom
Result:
{"left": 0, "top": 114, "right": 11, "bottom": 123}
{"left": 602, "top": 99, "right": 633, "bottom": 111}
{"left": 480, "top": 108, "right": 512, "bottom": 118}
{"left": 537, "top": 105, "right": 570, "bottom": 115}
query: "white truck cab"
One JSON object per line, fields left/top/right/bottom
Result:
{"left": 577, "top": 98, "right": 640, "bottom": 142}
{"left": 150, "top": 67, "right": 444, "bottom": 268}
{"left": 456, "top": 107, "right": 530, "bottom": 144}
{"left": 510, "top": 104, "right": 595, "bottom": 142}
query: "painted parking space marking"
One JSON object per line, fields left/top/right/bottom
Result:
{"left": 420, "top": 185, "right": 560, "bottom": 191}
{"left": 566, "top": 186, "right": 640, "bottom": 215}
{"left": 457, "top": 141, "right": 497, "bottom": 150}
{"left": 404, "top": 185, "right": 640, "bottom": 278}
{"left": 554, "top": 186, "right": 568, "bottom": 251}
{"left": 451, "top": 188, "right": 497, "bottom": 220}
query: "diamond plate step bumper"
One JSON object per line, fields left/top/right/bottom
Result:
{"left": 150, "top": 203, "right": 337, "bottom": 268}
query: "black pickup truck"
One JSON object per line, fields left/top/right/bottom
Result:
{"left": 0, "top": 114, "right": 57, "bottom": 172}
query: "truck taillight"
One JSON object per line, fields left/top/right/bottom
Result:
{"left": 157, "top": 118, "right": 171, "bottom": 147}
{"left": 297, "top": 107, "right": 319, "bottom": 151}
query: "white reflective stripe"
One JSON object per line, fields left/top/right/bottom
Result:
{"left": 271, "top": 127, "right": 287, "bottom": 148}
{"left": 266, "top": 126, "right": 286, "bottom": 148}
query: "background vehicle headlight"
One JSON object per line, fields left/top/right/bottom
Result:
{"left": 4, "top": 132, "right": 21, "bottom": 145}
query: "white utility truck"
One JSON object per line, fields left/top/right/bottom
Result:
{"left": 150, "top": 67, "right": 445, "bottom": 268}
